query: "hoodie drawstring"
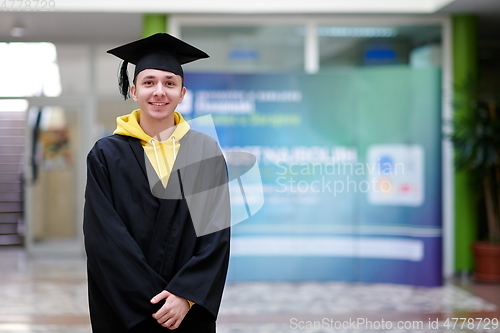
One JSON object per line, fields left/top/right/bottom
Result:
{"left": 172, "top": 136, "right": 176, "bottom": 163}
{"left": 151, "top": 139, "right": 164, "bottom": 181}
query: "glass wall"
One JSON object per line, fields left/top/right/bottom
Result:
{"left": 180, "top": 25, "right": 304, "bottom": 73}
{"left": 178, "top": 22, "right": 442, "bottom": 73}
{"left": 318, "top": 25, "right": 442, "bottom": 69}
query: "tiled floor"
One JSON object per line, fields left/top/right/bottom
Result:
{"left": 0, "top": 247, "right": 499, "bottom": 333}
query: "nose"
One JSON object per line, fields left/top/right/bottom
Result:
{"left": 153, "top": 82, "right": 166, "bottom": 97}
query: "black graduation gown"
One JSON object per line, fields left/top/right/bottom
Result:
{"left": 83, "top": 130, "right": 230, "bottom": 333}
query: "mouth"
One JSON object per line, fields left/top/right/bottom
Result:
{"left": 149, "top": 102, "right": 168, "bottom": 106}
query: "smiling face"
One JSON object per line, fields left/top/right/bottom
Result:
{"left": 130, "top": 69, "right": 186, "bottom": 124}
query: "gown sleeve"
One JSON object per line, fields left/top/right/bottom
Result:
{"left": 164, "top": 141, "right": 231, "bottom": 322}
{"left": 83, "top": 148, "right": 167, "bottom": 330}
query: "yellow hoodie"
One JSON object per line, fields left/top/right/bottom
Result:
{"left": 114, "top": 109, "right": 190, "bottom": 187}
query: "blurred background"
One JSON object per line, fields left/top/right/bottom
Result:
{"left": 1, "top": 0, "right": 500, "bottom": 332}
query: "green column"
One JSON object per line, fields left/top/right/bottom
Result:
{"left": 142, "top": 14, "right": 168, "bottom": 37}
{"left": 452, "top": 15, "right": 478, "bottom": 273}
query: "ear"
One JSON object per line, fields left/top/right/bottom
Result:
{"left": 179, "top": 86, "right": 187, "bottom": 103}
{"left": 130, "top": 85, "right": 138, "bottom": 102}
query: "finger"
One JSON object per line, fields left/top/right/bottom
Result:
{"left": 151, "top": 290, "right": 170, "bottom": 304}
{"left": 161, "top": 317, "right": 177, "bottom": 329}
{"left": 151, "top": 290, "right": 171, "bottom": 304}
{"left": 168, "top": 321, "right": 179, "bottom": 330}
{"left": 166, "top": 313, "right": 186, "bottom": 329}
{"left": 153, "top": 304, "right": 173, "bottom": 320}
{"left": 156, "top": 311, "right": 173, "bottom": 324}
{"left": 152, "top": 310, "right": 165, "bottom": 320}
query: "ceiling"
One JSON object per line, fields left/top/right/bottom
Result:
{"left": 11, "top": 0, "right": 499, "bottom": 14}
{"left": 15, "top": 0, "right": 459, "bottom": 14}
{"left": 0, "top": 0, "right": 499, "bottom": 44}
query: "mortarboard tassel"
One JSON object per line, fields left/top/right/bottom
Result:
{"left": 118, "top": 60, "right": 130, "bottom": 100}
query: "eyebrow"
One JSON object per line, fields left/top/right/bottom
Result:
{"left": 142, "top": 75, "right": 175, "bottom": 80}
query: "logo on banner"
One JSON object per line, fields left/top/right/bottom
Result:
{"left": 367, "top": 144, "right": 424, "bottom": 206}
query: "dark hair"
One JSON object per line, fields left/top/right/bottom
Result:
{"left": 130, "top": 71, "right": 185, "bottom": 89}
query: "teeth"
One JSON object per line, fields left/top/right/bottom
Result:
{"left": 151, "top": 102, "right": 167, "bottom": 106}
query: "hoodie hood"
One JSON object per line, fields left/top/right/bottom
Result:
{"left": 113, "top": 109, "right": 190, "bottom": 186}
{"left": 113, "top": 109, "right": 189, "bottom": 144}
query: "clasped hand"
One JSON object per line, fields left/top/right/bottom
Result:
{"left": 151, "top": 290, "right": 190, "bottom": 330}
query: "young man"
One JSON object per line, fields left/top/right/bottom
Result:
{"left": 83, "top": 33, "right": 230, "bottom": 333}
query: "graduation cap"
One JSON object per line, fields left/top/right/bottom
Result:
{"left": 107, "top": 33, "right": 209, "bottom": 99}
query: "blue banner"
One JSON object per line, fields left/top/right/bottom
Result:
{"left": 183, "top": 67, "right": 442, "bottom": 287}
